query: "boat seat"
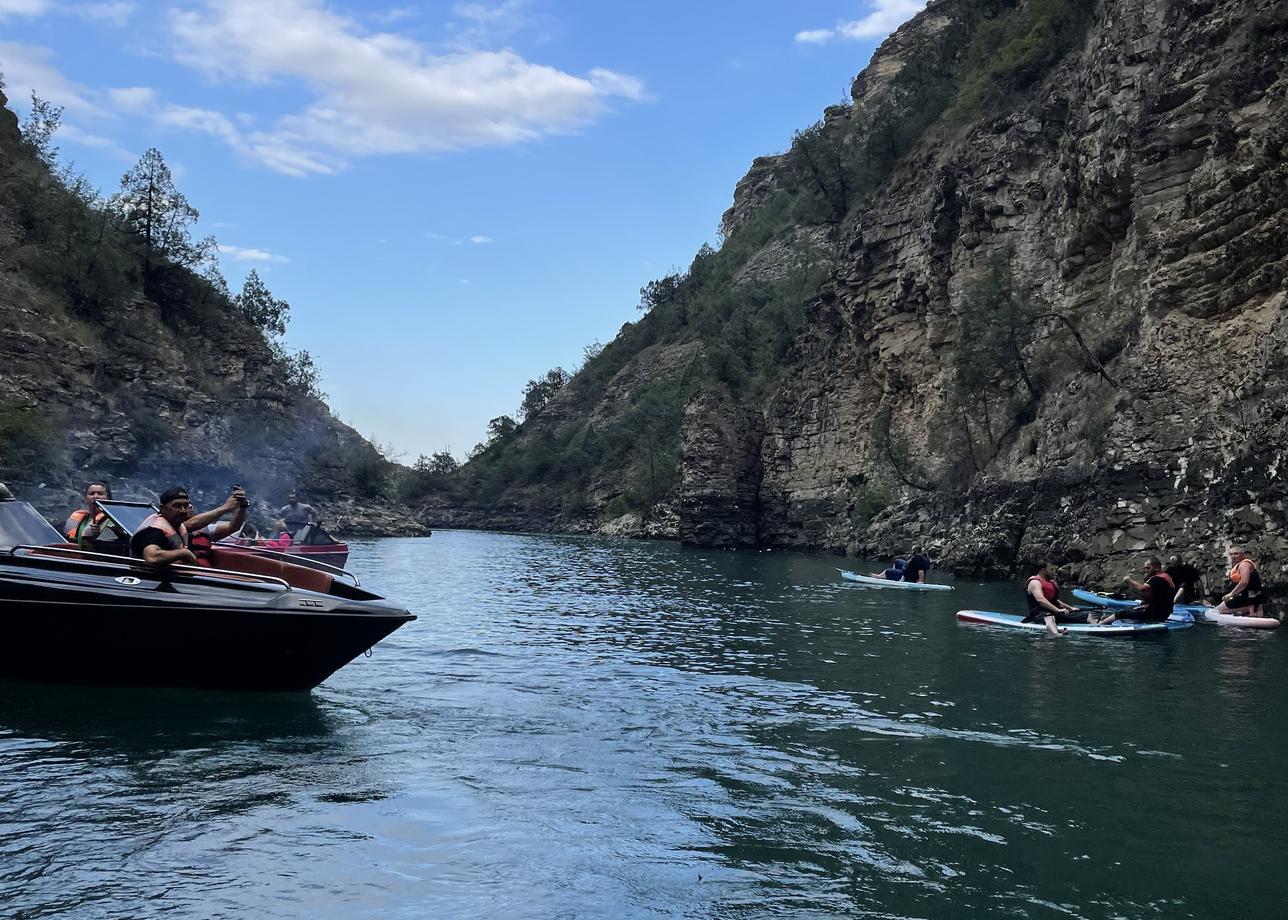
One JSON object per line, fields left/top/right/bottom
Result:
{"left": 208, "top": 548, "right": 334, "bottom": 595}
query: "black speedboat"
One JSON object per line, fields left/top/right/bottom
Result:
{"left": 0, "top": 495, "right": 415, "bottom": 692}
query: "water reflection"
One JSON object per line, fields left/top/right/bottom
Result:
{"left": 3, "top": 532, "right": 1288, "bottom": 919}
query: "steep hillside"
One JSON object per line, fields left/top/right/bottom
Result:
{"left": 0, "top": 86, "right": 424, "bottom": 534}
{"left": 426, "top": 0, "right": 1288, "bottom": 589}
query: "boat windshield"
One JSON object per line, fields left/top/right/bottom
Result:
{"left": 97, "top": 500, "right": 158, "bottom": 538}
{"left": 0, "top": 502, "right": 65, "bottom": 549}
{"left": 295, "top": 523, "right": 342, "bottom": 546}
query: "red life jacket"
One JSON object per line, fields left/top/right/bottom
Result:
{"left": 188, "top": 529, "right": 213, "bottom": 567}
{"left": 1028, "top": 574, "right": 1058, "bottom": 602}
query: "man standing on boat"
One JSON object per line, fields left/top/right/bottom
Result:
{"left": 131, "top": 486, "right": 248, "bottom": 566}
{"left": 278, "top": 489, "right": 317, "bottom": 538}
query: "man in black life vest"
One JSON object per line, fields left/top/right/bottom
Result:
{"left": 130, "top": 485, "right": 248, "bottom": 567}
{"left": 1096, "top": 556, "right": 1175, "bottom": 625}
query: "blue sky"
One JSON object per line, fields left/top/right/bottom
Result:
{"left": 0, "top": 0, "right": 925, "bottom": 461}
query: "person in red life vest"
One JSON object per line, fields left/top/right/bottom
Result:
{"left": 129, "top": 485, "right": 248, "bottom": 567}
{"left": 264, "top": 519, "right": 293, "bottom": 550}
{"left": 1020, "top": 561, "right": 1084, "bottom": 636}
{"left": 63, "top": 482, "right": 124, "bottom": 548}
{"left": 1209, "top": 545, "right": 1267, "bottom": 618}
{"left": 1095, "top": 556, "right": 1175, "bottom": 625}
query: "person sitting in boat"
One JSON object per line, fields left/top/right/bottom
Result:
{"left": 264, "top": 519, "right": 293, "bottom": 549}
{"left": 901, "top": 545, "right": 932, "bottom": 584}
{"left": 278, "top": 489, "right": 317, "bottom": 538}
{"left": 871, "top": 556, "right": 907, "bottom": 580}
{"left": 130, "top": 485, "right": 248, "bottom": 567}
{"left": 1094, "top": 556, "right": 1174, "bottom": 625}
{"left": 1208, "top": 545, "right": 1266, "bottom": 618}
{"left": 1166, "top": 554, "right": 1204, "bottom": 605}
{"left": 1021, "top": 561, "right": 1084, "bottom": 636}
{"left": 63, "top": 481, "right": 125, "bottom": 549}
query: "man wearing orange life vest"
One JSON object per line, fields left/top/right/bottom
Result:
{"left": 129, "top": 485, "right": 248, "bottom": 567}
{"left": 1094, "top": 556, "right": 1175, "bottom": 626}
{"left": 1209, "top": 546, "right": 1266, "bottom": 618}
{"left": 63, "top": 481, "right": 123, "bottom": 548}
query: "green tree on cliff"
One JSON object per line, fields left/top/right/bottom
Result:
{"left": 518, "top": 368, "right": 571, "bottom": 420}
{"left": 235, "top": 269, "right": 291, "bottom": 337}
{"left": 110, "top": 148, "right": 215, "bottom": 287}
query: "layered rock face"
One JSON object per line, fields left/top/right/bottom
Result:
{"left": 708, "top": 0, "right": 1288, "bottom": 587}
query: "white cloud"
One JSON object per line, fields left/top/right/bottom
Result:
{"left": 0, "top": 41, "right": 96, "bottom": 113}
{"left": 164, "top": 0, "right": 643, "bottom": 175}
{"left": 56, "top": 122, "right": 136, "bottom": 162}
{"left": 797, "top": 1, "right": 927, "bottom": 46}
{"left": 469, "top": 235, "right": 493, "bottom": 244}
{"left": 448, "top": 0, "right": 531, "bottom": 49}
{"left": 0, "top": 0, "right": 49, "bottom": 18}
{"left": 107, "top": 85, "right": 157, "bottom": 113}
{"left": 217, "top": 243, "right": 290, "bottom": 263}
{"left": 794, "top": 29, "right": 834, "bottom": 44}
{"left": 371, "top": 6, "right": 417, "bottom": 26}
{"left": 77, "top": 2, "right": 136, "bottom": 26}
{"left": 837, "top": 0, "right": 927, "bottom": 40}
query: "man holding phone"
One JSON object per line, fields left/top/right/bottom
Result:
{"left": 131, "top": 485, "right": 249, "bottom": 567}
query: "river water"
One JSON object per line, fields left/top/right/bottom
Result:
{"left": 1, "top": 531, "right": 1285, "bottom": 918}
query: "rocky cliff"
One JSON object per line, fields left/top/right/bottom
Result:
{"left": 0, "top": 87, "right": 427, "bottom": 536}
{"left": 429, "top": 0, "right": 1288, "bottom": 593}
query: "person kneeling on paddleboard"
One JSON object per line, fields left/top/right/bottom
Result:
{"left": 1096, "top": 556, "right": 1174, "bottom": 626}
{"left": 1022, "top": 562, "right": 1084, "bottom": 636}
{"left": 1209, "top": 546, "right": 1267, "bottom": 618}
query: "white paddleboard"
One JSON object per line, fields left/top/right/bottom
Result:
{"left": 956, "top": 609, "right": 1169, "bottom": 637}
{"left": 838, "top": 569, "right": 953, "bottom": 592}
{"left": 1202, "top": 608, "right": 1280, "bottom": 629}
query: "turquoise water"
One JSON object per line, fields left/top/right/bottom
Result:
{"left": 2, "top": 531, "right": 1285, "bottom": 918}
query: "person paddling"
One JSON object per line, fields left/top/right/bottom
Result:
{"left": 1209, "top": 546, "right": 1266, "bottom": 618}
{"left": 1095, "top": 556, "right": 1174, "bottom": 625}
{"left": 1021, "top": 561, "right": 1083, "bottom": 636}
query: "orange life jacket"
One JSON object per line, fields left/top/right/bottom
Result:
{"left": 64, "top": 508, "right": 109, "bottom": 542}
{"left": 138, "top": 513, "right": 190, "bottom": 551}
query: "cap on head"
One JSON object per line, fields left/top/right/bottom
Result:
{"left": 159, "top": 486, "right": 190, "bottom": 506}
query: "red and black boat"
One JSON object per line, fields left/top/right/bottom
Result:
{"left": 0, "top": 495, "right": 413, "bottom": 692}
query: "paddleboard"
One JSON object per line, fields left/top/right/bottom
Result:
{"left": 955, "top": 609, "right": 1169, "bottom": 637}
{"left": 1072, "top": 588, "right": 1207, "bottom": 616}
{"left": 838, "top": 569, "right": 954, "bottom": 592}
{"left": 1202, "top": 608, "right": 1280, "bottom": 629}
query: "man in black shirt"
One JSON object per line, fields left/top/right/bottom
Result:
{"left": 130, "top": 485, "right": 248, "bottom": 566}
{"left": 1166, "top": 555, "right": 1204, "bottom": 604}
{"left": 1096, "top": 556, "right": 1175, "bottom": 624}
{"left": 901, "top": 545, "right": 931, "bottom": 584}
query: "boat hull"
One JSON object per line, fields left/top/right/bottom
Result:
{"left": 221, "top": 542, "right": 349, "bottom": 569}
{"left": 0, "top": 554, "right": 412, "bottom": 692}
{"left": 0, "top": 600, "right": 410, "bottom": 691}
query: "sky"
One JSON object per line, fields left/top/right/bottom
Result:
{"left": 0, "top": 0, "right": 927, "bottom": 461}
